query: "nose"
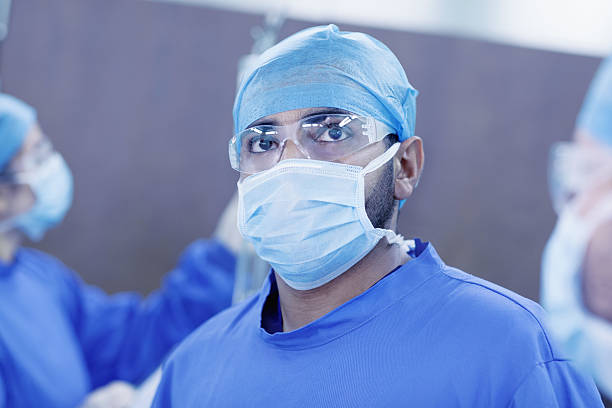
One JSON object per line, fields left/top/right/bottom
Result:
{"left": 279, "top": 139, "right": 308, "bottom": 161}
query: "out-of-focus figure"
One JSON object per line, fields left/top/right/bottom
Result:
{"left": 542, "top": 54, "right": 612, "bottom": 403}
{"left": 80, "top": 193, "right": 268, "bottom": 408}
{"left": 0, "top": 93, "right": 237, "bottom": 408}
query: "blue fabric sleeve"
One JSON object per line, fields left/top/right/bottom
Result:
{"left": 0, "top": 371, "right": 5, "bottom": 408}
{"left": 508, "top": 359, "right": 603, "bottom": 407}
{"left": 0, "top": 341, "right": 6, "bottom": 407}
{"left": 59, "top": 239, "right": 235, "bottom": 388}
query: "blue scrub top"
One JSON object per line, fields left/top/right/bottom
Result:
{"left": 153, "top": 242, "right": 603, "bottom": 407}
{"left": 0, "top": 239, "right": 235, "bottom": 408}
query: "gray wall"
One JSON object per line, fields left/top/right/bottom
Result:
{"left": 0, "top": 0, "right": 601, "bottom": 299}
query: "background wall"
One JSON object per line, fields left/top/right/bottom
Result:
{"left": 0, "top": 0, "right": 602, "bottom": 300}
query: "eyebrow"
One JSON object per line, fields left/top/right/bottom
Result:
{"left": 248, "top": 107, "right": 352, "bottom": 128}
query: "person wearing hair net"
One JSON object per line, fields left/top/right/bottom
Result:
{"left": 0, "top": 93, "right": 238, "bottom": 408}
{"left": 152, "top": 25, "right": 602, "bottom": 407}
{"left": 542, "top": 54, "right": 612, "bottom": 405}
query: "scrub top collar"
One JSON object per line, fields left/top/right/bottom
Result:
{"left": 256, "top": 240, "right": 443, "bottom": 350}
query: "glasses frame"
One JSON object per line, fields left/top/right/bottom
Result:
{"left": 0, "top": 138, "right": 55, "bottom": 184}
{"left": 229, "top": 113, "right": 395, "bottom": 173}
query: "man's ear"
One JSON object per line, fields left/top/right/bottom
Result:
{"left": 394, "top": 136, "right": 424, "bottom": 200}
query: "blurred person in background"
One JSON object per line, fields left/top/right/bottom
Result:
{"left": 542, "top": 54, "right": 612, "bottom": 405}
{"left": 80, "top": 194, "right": 268, "bottom": 408}
{"left": 153, "top": 25, "right": 602, "bottom": 407}
{"left": 0, "top": 93, "right": 239, "bottom": 408}
{"left": 81, "top": 13, "right": 279, "bottom": 404}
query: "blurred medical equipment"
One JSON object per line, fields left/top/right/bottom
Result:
{"left": 0, "top": 0, "right": 10, "bottom": 42}
{"left": 111, "top": 14, "right": 285, "bottom": 407}
{"left": 236, "top": 4, "right": 285, "bottom": 89}
{"left": 213, "top": 191, "right": 269, "bottom": 303}
{"left": 231, "top": 8, "right": 282, "bottom": 303}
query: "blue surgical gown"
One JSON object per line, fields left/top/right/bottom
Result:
{"left": 153, "top": 242, "right": 603, "bottom": 407}
{"left": 0, "top": 239, "right": 234, "bottom": 408}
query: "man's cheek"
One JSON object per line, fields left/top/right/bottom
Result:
{"left": 363, "top": 167, "right": 384, "bottom": 200}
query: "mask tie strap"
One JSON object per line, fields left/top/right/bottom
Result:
{"left": 356, "top": 142, "right": 402, "bottom": 240}
{"left": 361, "top": 143, "right": 400, "bottom": 175}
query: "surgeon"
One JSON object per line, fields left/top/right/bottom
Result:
{"left": 0, "top": 93, "right": 237, "bottom": 408}
{"left": 152, "top": 25, "right": 603, "bottom": 407}
{"left": 542, "top": 54, "right": 612, "bottom": 404}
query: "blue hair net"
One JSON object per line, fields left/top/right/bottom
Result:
{"left": 0, "top": 93, "right": 37, "bottom": 170}
{"left": 576, "top": 55, "right": 612, "bottom": 146}
{"left": 233, "top": 24, "right": 418, "bottom": 141}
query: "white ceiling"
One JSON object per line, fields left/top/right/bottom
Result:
{"left": 150, "top": 0, "right": 612, "bottom": 57}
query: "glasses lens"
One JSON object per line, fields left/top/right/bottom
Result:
{"left": 230, "top": 113, "right": 385, "bottom": 173}
{"left": 298, "top": 114, "right": 370, "bottom": 161}
{"left": 237, "top": 127, "right": 283, "bottom": 173}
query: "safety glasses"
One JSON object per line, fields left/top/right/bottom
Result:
{"left": 0, "top": 138, "right": 55, "bottom": 184}
{"left": 229, "top": 113, "right": 395, "bottom": 173}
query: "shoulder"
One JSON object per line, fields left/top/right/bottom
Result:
{"left": 433, "top": 264, "right": 560, "bottom": 361}
{"left": 408, "top": 243, "right": 550, "bottom": 344}
{"left": 403, "top": 260, "right": 591, "bottom": 402}
{"left": 440, "top": 265, "right": 546, "bottom": 322}
{"left": 163, "top": 292, "right": 260, "bottom": 367}
{"left": 19, "top": 247, "right": 67, "bottom": 268}
{"left": 156, "top": 296, "right": 258, "bottom": 399}
{"left": 17, "top": 247, "right": 76, "bottom": 284}
{"left": 508, "top": 359, "right": 603, "bottom": 407}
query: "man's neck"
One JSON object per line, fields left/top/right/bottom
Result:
{"left": 276, "top": 239, "right": 411, "bottom": 332}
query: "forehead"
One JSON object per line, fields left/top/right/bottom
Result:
{"left": 247, "top": 107, "right": 353, "bottom": 128}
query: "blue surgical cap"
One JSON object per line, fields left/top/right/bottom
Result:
{"left": 0, "top": 93, "right": 37, "bottom": 170}
{"left": 576, "top": 55, "right": 612, "bottom": 147}
{"left": 233, "top": 24, "right": 418, "bottom": 141}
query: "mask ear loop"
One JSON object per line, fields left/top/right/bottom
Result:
{"left": 358, "top": 142, "right": 416, "bottom": 253}
{"left": 361, "top": 142, "right": 400, "bottom": 175}
{"left": 356, "top": 142, "right": 408, "bottom": 249}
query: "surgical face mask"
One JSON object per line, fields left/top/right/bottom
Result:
{"left": 237, "top": 142, "right": 403, "bottom": 290}
{"left": 541, "top": 193, "right": 612, "bottom": 398}
{"left": 8, "top": 152, "right": 73, "bottom": 241}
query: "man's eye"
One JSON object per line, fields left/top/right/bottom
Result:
{"left": 249, "top": 134, "right": 279, "bottom": 153}
{"left": 316, "top": 125, "right": 352, "bottom": 142}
